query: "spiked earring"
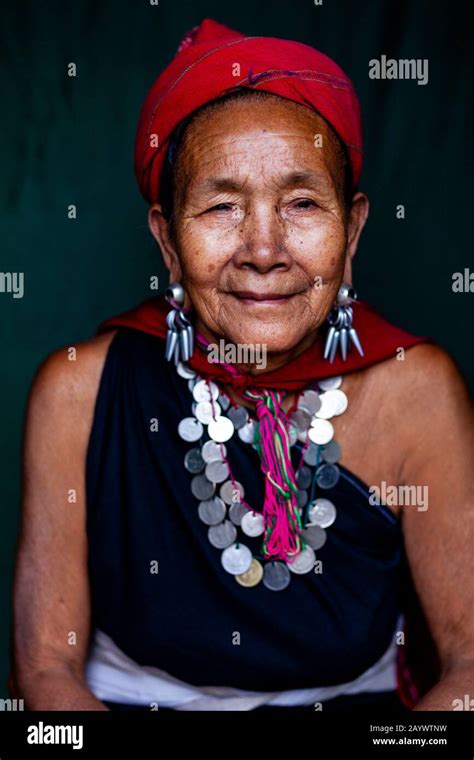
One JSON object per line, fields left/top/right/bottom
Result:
{"left": 324, "top": 282, "right": 364, "bottom": 363}
{"left": 165, "top": 282, "right": 194, "bottom": 365}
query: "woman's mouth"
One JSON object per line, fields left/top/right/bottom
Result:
{"left": 229, "top": 290, "right": 302, "bottom": 305}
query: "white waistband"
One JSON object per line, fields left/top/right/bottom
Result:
{"left": 84, "top": 622, "right": 401, "bottom": 711}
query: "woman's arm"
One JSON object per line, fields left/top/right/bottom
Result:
{"left": 11, "top": 331, "right": 117, "bottom": 710}
{"left": 399, "top": 344, "right": 474, "bottom": 710}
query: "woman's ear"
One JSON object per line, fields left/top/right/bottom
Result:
{"left": 148, "top": 203, "right": 183, "bottom": 282}
{"left": 343, "top": 191, "right": 369, "bottom": 283}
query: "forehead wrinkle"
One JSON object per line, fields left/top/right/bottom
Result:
{"left": 187, "top": 167, "right": 333, "bottom": 200}
{"left": 274, "top": 169, "right": 333, "bottom": 191}
{"left": 188, "top": 131, "right": 327, "bottom": 171}
{"left": 175, "top": 112, "right": 343, "bottom": 208}
{"left": 192, "top": 176, "right": 247, "bottom": 194}
{"left": 189, "top": 128, "right": 334, "bottom": 167}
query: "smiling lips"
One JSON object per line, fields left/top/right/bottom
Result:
{"left": 230, "top": 290, "right": 301, "bottom": 304}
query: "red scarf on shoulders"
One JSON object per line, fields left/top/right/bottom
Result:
{"left": 96, "top": 294, "right": 431, "bottom": 389}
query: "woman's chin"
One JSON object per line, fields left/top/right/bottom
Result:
{"left": 214, "top": 325, "right": 311, "bottom": 357}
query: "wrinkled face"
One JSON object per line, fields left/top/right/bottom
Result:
{"left": 157, "top": 97, "right": 362, "bottom": 354}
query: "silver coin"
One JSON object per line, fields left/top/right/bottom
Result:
{"left": 221, "top": 543, "right": 253, "bottom": 575}
{"left": 220, "top": 480, "right": 245, "bottom": 504}
{"left": 178, "top": 417, "right": 204, "bottom": 442}
{"left": 288, "top": 425, "right": 298, "bottom": 446}
{"left": 208, "top": 416, "right": 234, "bottom": 443}
{"left": 208, "top": 381, "right": 220, "bottom": 399}
{"left": 315, "top": 391, "right": 339, "bottom": 419}
{"left": 241, "top": 511, "right": 264, "bottom": 537}
{"left": 308, "top": 419, "right": 334, "bottom": 445}
{"left": 190, "top": 474, "right": 215, "bottom": 500}
{"left": 205, "top": 459, "right": 229, "bottom": 484}
{"left": 198, "top": 496, "right": 227, "bottom": 525}
{"left": 238, "top": 420, "right": 256, "bottom": 444}
{"left": 192, "top": 379, "right": 212, "bottom": 403}
{"left": 315, "top": 463, "right": 340, "bottom": 490}
{"left": 287, "top": 546, "right": 316, "bottom": 574}
{"left": 308, "top": 498, "right": 337, "bottom": 528}
{"left": 193, "top": 379, "right": 219, "bottom": 403}
{"left": 297, "top": 428, "right": 309, "bottom": 443}
{"left": 301, "top": 525, "right": 327, "bottom": 550}
{"left": 177, "top": 362, "right": 196, "bottom": 380}
{"left": 219, "top": 394, "right": 231, "bottom": 411}
{"left": 330, "top": 389, "right": 348, "bottom": 416}
{"left": 263, "top": 561, "right": 291, "bottom": 591}
{"left": 289, "top": 409, "right": 312, "bottom": 432}
{"left": 227, "top": 405, "right": 249, "bottom": 430}
{"left": 202, "top": 440, "right": 226, "bottom": 463}
{"left": 184, "top": 448, "right": 205, "bottom": 474}
{"left": 194, "top": 400, "right": 221, "bottom": 425}
{"left": 297, "top": 390, "right": 321, "bottom": 416}
{"left": 228, "top": 501, "right": 248, "bottom": 526}
{"left": 322, "top": 439, "right": 341, "bottom": 464}
{"left": 296, "top": 465, "right": 312, "bottom": 490}
{"left": 318, "top": 376, "right": 342, "bottom": 391}
{"left": 303, "top": 443, "right": 319, "bottom": 467}
{"left": 208, "top": 520, "right": 237, "bottom": 549}
{"left": 296, "top": 489, "right": 308, "bottom": 508}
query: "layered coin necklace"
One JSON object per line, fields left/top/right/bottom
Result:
{"left": 177, "top": 361, "right": 348, "bottom": 591}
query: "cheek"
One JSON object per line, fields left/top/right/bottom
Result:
{"left": 174, "top": 223, "right": 229, "bottom": 287}
{"left": 175, "top": 211, "right": 347, "bottom": 288}
{"left": 286, "top": 215, "right": 347, "bottom": 277}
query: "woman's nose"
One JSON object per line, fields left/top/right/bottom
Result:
{"left": 233, "top": 202, "right": 292, "bottom": 272}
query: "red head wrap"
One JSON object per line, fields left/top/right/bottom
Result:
{"left": 134, "top": 18, "right": 363, "bottom": 204}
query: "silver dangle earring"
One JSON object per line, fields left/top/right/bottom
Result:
{"left": 165, "top": 282, "right": 194, "bottom": 365}
{"left": 324, "top": 282, "right": 364, "bottom": 363}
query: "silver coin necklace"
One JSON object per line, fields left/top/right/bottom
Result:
{"left": 177, "top": 360, "right": 348, "bottom": 591}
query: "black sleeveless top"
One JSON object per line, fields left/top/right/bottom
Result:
{"left": 86, "top": 327, "right": 405, "bottom": 692}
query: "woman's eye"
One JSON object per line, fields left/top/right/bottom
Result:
{"left": 292, "top": 199, "right": 317, "bottom": 209}
{"left": 208, "top": 203, "right": 233, "bottom": 212}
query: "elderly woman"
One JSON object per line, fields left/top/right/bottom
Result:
{"left": 11, "top": 19, "right": 474, "bottom": 712}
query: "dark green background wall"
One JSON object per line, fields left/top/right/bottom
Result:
{"left": 1, "top": 0, "right": 472, "bottom": 697}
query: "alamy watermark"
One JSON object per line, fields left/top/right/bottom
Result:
{"left": 369, "top": 55, "right": 429, "bottom": 86}
{"left": 0, "top": 272, "right": 24, "bottom": 298}
{"left": 452, "top": 694, "right": 474, "bottom": 710}
{"left": 369, "top": 481, "right": 428, "bottom": 512}
{"left": 207, "top": 339, "right": 267, "bottom": 370}
{"left": 0, "top": 698, "right": 24, "bottom": 711}
{"left": 452, "top": 268, "right": 473, "bottom": 292}
{"left": 27, "top": 721, "right": 83, "bottom": 749}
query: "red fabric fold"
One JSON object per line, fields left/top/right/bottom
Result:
{"left": 134, "top": 17, "right": 363, "bottom": 204}
{"left": 96, "top": 294, "right": 431, "bottom": 390}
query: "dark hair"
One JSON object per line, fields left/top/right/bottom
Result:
{"left": 158, "top": 88, "right": 354, "bottom": 230}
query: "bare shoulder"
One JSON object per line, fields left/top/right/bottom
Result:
{"left": 25, "top": 329, "right": 119, "bottom": 444}
{"left": 394, "top": 341, "right": 468, "bottom": 386}
{"left": 21, "top": 327, "right": 119, "bottom": 528}
{"left": 29, "top": 329, "right": 118, "bottom": 402}
{"left": 371, "top": 342, "right": 472, "bottom": 417}
{"left": 364, "top": 342, "right": 473, "bottom": 475}
{"left": 347, "top": 341, "right": 471, "bottom": 416}
{"left": 341, "top": 342, "right": 473, "bottom": 493}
